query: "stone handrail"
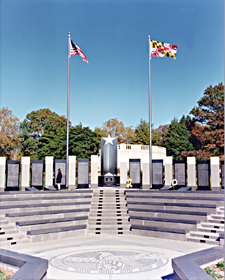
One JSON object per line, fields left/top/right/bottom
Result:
{"left": 0, "top": 249, "right": 48, "bottom": 280}
{"left": 172, "top": 246, "right": 224, "bottom": 280}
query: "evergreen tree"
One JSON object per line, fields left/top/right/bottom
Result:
{"left": 37, "top": 115, "right": 67, "bottom": 160}
{"left": 130, "top": 119, "right": 149, "bottom": 145}
{"left": 69, "top": 123, "right": 99, "bottom": 159}
{"left": 164, "top": 116, "right": 193, "bottom": 160}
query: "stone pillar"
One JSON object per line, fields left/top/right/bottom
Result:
{"left": 210, "top": 157, "right": 220, "bottom": 191}
{"left": 91, "top": 155, "right": 98, "bottom": 188}
{"left": 164, "top": 156, "right": 173, "bottom": 187}
{"left": 45, "top": 156, "right": 53, "bottom": 187}
{"left": 0, "top": 157, "right": 6, "bottom": 192}
{"left": 142, "top": 163, "right": 150, "bottom": 190}
{"left": 187, "top": 157, "right": 196, "bottom": 191}
{"left": 68, "top": 156, "right": 76, "bottom": 190}
{"left": 21, "top": 157, "right": 30, "bottom": 191}
{"left": 120, "top": 162, "right": 127, "bottom": 188}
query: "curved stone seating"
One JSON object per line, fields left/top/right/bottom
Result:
{"left": 129, "top": 215, "right": 199, "bottom": 231}
{"left": 127, "top": 201, "right": 217, "bottom": 214}
{"left": 27, "top": 224, "right": 87, "bottom": 242}
{"left": 126, "top": 190, "right": 224, "bottom": 243}
{"left": 0, "top": 190, "right": 92, "bottom": 246}
{"left": 131, "top": 224, "right": 189, "bottom": 241}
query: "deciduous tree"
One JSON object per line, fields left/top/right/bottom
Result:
{"left": 189, "top": 83, "right": 224, "bottom": 159}
{"left": 0, "top": 107, "right": 20, "bottom": 159}
{"left": 19, "top": 109, "right": 67, "bottom": 159}
{"left": 101, "top": 118, "right": 134, "bottom": 144}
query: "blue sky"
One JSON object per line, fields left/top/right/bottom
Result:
{"left": 0, "top": 0, "right": 224, "bottom": 130}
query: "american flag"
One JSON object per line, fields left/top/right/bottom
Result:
{"left": 69, "top": 39, "right": 88, "bottom": 63}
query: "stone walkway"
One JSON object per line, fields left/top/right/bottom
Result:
{"left": 9, "top": 234, "right": 215, "bottom": 280}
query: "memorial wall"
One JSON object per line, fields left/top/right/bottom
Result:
{"left": 0, "top": 155, "right": 223, "bottom": 191}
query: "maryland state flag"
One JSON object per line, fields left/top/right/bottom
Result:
{"left": 69, "top": 39, "right": 88, "bottom": 63}
{"left": 150, "top": 40, "right": 177, "bottom": 59}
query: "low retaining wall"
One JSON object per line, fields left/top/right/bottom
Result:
{"left": 0, "top": 249, "right": 48, "bottom": 280}
{"left": 172, "top": 246, "right": 224, "bottom": 280}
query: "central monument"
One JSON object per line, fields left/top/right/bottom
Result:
{"left": 98, "top": 135, "right": 120, "bottom": 186}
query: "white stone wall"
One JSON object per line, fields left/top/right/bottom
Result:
{"left": 98, "top": 144, "right": 167, "bottom": 171}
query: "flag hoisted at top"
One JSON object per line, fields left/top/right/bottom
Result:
{"left": 69, "top": 38, "right": 88, "bottom": 63}
{"left": 150, "top": 40, "right": 177, "bottom": 59}
{"left": 147, "top": 35, "right": 177, "bottom": 188}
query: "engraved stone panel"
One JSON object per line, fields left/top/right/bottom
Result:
{"left": 129, "top": 159, "right": 141, "bottom": 188}
{"left": 174, "top": 161, "right": 186, "bottom": 187}
{"left": 197, "top": 161, "right": 210, "bottom": 190}
{"left": 152, "top": 160, "right": 163, "bottom": 189}
{"left": 31, "top": 160, "right": 43, "bottom": 188}
{"left": 6, "top": 160, "right": 20, "bottom": 190}
{"left": 77, "top": 159, "right": 89, "bottom": 188}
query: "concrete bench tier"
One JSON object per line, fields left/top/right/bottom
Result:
{"left": 125, "top": 190, "right": 224, "bottom": 198}
{"left": 126, "top": 194, "right": 224, "bottom": 202}
{"left": 0, "top": 189, "right": 92, "bottom": 194}
{"left": 126, "top": 202, "right": 217, "bottom": 214}
{"left": 131, "top": 224, "right": 189, "bottom": 234}
{"left": 0, "top": 195, "right": 92, "bottom": 202}
{"left": 129, "top": 215, "right": 200, "bottom": 225}
{"left": 6, "top": 208, "right": 90, "bottom": 218}
{"left": 128, "top": 207, "right": 208, "bottom": 216}
{"left": 129, "top": 216, "right": 199, "bottom": 231}
{"left": 131, "top": 224, "right": 188, "bottom": 241}
{"left": 127, "top": 201, "right": 217, "bottom": 209}
{"left": 16, "top": 216, "right": 88, "bottom": 227}
{"left": 0, "top": 201, "right": 91, "bottom": 210}
{"left": 27, "top": 224, "right": 86, "bottom": 236}
{"left": 26, "top": 224, "right": 87, "bottom": 242}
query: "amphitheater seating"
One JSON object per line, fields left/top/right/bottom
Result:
{"left": 0, "top": 190, "right": 92, "bottom": 246}
{"left": 0, "top": 188, "right": 224, "bottom": 246}
{"left": 125, "top": 189, "right": 224, "bottom": 244}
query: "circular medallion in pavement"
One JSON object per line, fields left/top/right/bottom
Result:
{"left": 50, "top": 248, "right": 169, "bottom": 274}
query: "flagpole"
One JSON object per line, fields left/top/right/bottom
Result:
{"left": 66, "top": 32, "right": 71, "bottom": 189}
{"left": 148, "top": 34, "right": 152, "bottom": 189}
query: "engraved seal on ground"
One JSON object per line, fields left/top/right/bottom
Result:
{"left": 50, "top": 249, "right": 169, "bottom": 274}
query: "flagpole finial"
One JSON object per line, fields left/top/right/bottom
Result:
{"left": 68, "top": 32, "right": 71, "bottom": 37}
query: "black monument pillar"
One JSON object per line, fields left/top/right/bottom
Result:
{"left": 98, "top": 135, "right": 120, "bottom": 186}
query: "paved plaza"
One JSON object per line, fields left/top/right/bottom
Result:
{"left": 9, "top": 234, "right": 215, "bottom": 280}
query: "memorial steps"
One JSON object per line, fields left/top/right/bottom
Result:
{"left": 0, "top": 214, "right": 30, "bottom": 246}
{"left": 0, "top": 188, "right": 224, "bottom": 247}
{"left": 86, "top": 188, "right": 131, "bottom": 235}
{"left": 125, "top": 190, "right": 224, "bottom": 244}
{"left": 186, "top": 206, "right": 224, "bottom": 245}
{"left": 0, "top": 190, "right": 92, "bottom": 246}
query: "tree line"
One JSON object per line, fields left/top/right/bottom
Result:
{"left": 0, "top": 83, "right": 224, "bottom": 161}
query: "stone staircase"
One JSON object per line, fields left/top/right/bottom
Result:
{"left": 0, "top": 214, "right": 30, "bottom": 246}
{"left": 86, "top": 188, "right": 131, "bottom": 235}
{"left": 186, "top": 206, "right": 224, "bottom": 245}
